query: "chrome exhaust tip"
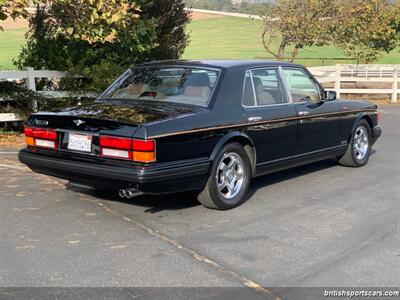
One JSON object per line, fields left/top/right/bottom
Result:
{"left": 126, "top": 189, "right": 134, "bottom": 198}
{"left": 119, "top": 189, "right": 126, "bottom": 198}
{"left": 119, "top": 188, "right": 141, "bottom": 199}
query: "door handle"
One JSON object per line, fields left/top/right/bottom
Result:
{"left": 248, "top": 116, "right": 263, "bottom": 122}
{"left": 298, "top": 111, "right": 311, "bottom": 116}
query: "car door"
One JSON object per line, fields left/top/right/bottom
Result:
{"left": 243, "top": 67, "right": 297, "bottom": 164}
{"left": 282, "top": 67, "right": 341, "bottom": 155}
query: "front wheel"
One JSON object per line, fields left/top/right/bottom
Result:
{"left": 338, "top": 119, "right": 372, "bottom": 167}
{"left": 197, "top": 143, "right": 251, "bottom": 210}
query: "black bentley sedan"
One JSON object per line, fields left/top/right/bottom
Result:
{"left": 19, "top": 60, "right": 382, "bottom": 210}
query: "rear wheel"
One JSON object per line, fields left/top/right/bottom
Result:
{"left": 197, "top": 143, "right": 251, "bottom": 210}
{"left": 338, "top": 119, "right": 372, "bottom": 167}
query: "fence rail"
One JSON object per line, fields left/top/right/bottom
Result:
{"left": 0, "top": 67, "right": 96, "bottom": 122}
{"left": 0, "top": 67, "right": 69, "bottom": 92}
{"left": 0, "top": 64, "right": 399, "bottom": 123}
{"left": 308, "top": 64, "right": 399, "bottom": 103}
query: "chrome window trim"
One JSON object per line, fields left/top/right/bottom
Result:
{"left": 243, "top": 103, "right": 293, "bottom": 109}
{"left": 250, "top": 71, "right": 258, "bottom": 106}
{"left": 241, "top": 66, "right": 290, "bottom": 109}
{"left": 278, "top": 66, "right": 293, "bottom": 104}
{"left": 241, "top": 71, "right": 255, "bottom": 107}
{"left": 292, "top": 101, "right": 310, "bottom": 105}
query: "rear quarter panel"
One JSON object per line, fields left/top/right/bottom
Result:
{"left": 140, "top": 67, "right": 248, "bottom": 164}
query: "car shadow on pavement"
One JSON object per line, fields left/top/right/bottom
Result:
{"left": 243, "top": 158, "right": 340, "bottom": 203}
{"left": 85, "top": 188, "right": 201, "bottom": 212}
{"left": 246, "top": 148, "right": 378, "bottom": 198}
{"left": 68, "top": 158, "right": 344, "bottom": 212}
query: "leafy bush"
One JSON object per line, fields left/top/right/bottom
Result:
{"left": 14, "top": 0, "right": 190, "bottom": 92}
{"left": 0, "top": 82, "right": 42, "bottom": 118}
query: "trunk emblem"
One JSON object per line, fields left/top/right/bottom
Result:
{"left": 73, "top": 119, "right": 85, "bottom": 126}
{"left": 34, "top": 119, "right": 49, "bottom": 126}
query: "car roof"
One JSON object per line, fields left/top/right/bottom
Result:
{"left": 135, "top": 59, "right": 303, "bottom": 69}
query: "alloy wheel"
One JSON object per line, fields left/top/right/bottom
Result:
{"left": 216, "top": 152, "right": 245, "bottom": 199}
{"left": 353, "top": 126, "right": 369, "bottom": 160}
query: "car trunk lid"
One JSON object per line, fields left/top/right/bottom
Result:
{"left": 29, "top": 100, "right": 201, "bottom": 130}
{"left": 26, "top": 100, "right": 202, "bottom": 158}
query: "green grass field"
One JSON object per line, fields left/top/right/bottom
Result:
{"left": 1, "top": 16, "right": 399, "bottom": 69}
{"left": 0, "top": 28, "right": 26, "bottom": 70}
{"left": 183, "top": 16, "right": 400, "bottom": 66}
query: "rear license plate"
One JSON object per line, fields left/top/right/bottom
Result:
{"left": 68, "top": 133, "right": 92, "bottom": 152}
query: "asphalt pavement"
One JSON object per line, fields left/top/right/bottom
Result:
{"left": 0, "top": 106, "right": 399, "bottom": 299}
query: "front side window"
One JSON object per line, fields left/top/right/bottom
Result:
{"left": 242, "top": 68, "right": 287, "bottom": 107}
{"left": 100, "top": 66, "right": 220, "bottom": 107}
{"left": 282, "top": 68, "right": 321, "bottom": 103}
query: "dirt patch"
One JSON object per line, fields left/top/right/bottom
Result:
{"left": 0, "top": 134, "right": 25, "bottom": 147}
{"left": 1, "top": 17, "right": 28, "bottom": 30}
{"left": 191, "top": 12, "right": 225, "bottom": 20}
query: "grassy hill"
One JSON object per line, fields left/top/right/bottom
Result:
{"left": 183, "top": 16, "right": 400, "bottom": 66}
{"left": 1, "top": 15, "right": 400, "bottom": 70}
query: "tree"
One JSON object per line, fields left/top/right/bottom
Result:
{"left": 138, "top": 0, "right": 191, "bottom": 60}
{"left": 48, "top": 0, "right": 142, "bottom": 43}
{"left": 15, "top": 0, "right": 190, "bottom": 91}
{"left": 261, "top": 0, "right": 400, "bottom": 64}
{"left": 261, "top": 0, "right": 338, "bottom": 62}
{"left": 0, "top": 0, "right": 29, "bottom": 31}
{"left": 332, "top": 0, "right": 400, "bottom": 63}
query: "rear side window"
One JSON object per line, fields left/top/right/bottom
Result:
{"left": 282, "top": 68, "right": 321, "bottom": 103}
{"left": 242, "top": 68, "right": 287, "bottom": 107}
{"left": 243, "top": 72, "right": 256, "bottom": 106}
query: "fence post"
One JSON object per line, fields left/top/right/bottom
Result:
{"left": 25, "top": 67, "right": 38, "bottom": 111}
{"left": 392, "top": 66, "right": 398, "bottom": 103}
{"left": 25, "top": 67, "right": 36, "bottom": 91}
{"left": 335, "top": 64, "right": 341, "bottom": 98}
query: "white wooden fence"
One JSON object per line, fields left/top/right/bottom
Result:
{"left": 0, "top": 64, "right": 399, "bottom": 123}
{"left": 0, "top": 67, "right": 68, "bottom": 92}
{"left": 0, "top": 67, "right": 96, "bottom": 122}
{"left": 308, "top": 64, "right": 399, "bottom": 103}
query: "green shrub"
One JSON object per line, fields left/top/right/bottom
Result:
{"left": 14, "top": 0, "right": 190, "bottom": 92}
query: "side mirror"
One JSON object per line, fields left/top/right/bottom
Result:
{"left": 324, "top": 90, "right": 337, "bottom": 101}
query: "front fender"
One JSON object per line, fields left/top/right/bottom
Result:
{"left": 348, "top": 112, "right": 374, "bottom": 142}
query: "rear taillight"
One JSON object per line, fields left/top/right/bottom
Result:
{"left": 99, "top": 135, "right": 156, "bottom": 163}
{"left": 377, "top": 111, "right": 381, "bottom": 123}
{"left": 133, "top": 140, "right": 156, "bottom": 163}
{"left": 99, "top": 136, "right": 132, "bottom": 150}
{"left": 132, "top": 140, "right": 155, "bottom": 152}
{"left": 99, "top": 136, "right": 133, "bottom": 160}
{"left": 24, "top": 127, "right": 58, "bottom": 149}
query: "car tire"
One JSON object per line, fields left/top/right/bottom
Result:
{"left": 338, "top": 119, "right": 372, "bottom": 167}
{"left": 197, "top": 143, "right": 251, "bottom": 210}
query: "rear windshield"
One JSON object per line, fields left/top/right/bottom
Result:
{"left": 100, "top": 66, "right": 220, "bottom": 107}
